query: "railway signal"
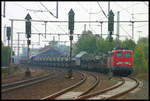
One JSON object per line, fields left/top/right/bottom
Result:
{"left": 6, "top": 27, "right": 11, "bottom": 41}
{"left": 108, "top": 10, "right": 114, "bottom": 42}
{"left": 25, "top": 13, "right": 32, "bottom": 38}
{"left": 6, "top": 27, "right": 11, "bottom": 66}
{"left": 25, "top": 13, "right": 32, "bottom": 78}
{"left": 108, "top": 10, "right": 114, "bottom": 33}
{"left": 68, "top": 8, "right": 75, "bottom": 34}
{"left": 68, "top": 9, "right": 75, "bottom": 79}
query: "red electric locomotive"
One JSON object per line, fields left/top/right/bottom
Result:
{"left": 107, "top": 49, "right": 133, "bottom": 76}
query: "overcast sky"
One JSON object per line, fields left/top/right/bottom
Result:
{"left": 1, "top": 1, "right": 149, "bottom": 54}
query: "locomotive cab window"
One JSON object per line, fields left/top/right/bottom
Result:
{"left": 125, "top": 52, "right": 131, "bottom": 57}
{"left": 116, "top": 52, "right": 123, "bottom": 57}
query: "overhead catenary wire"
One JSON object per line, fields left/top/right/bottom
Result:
{"left": 9, "top": 19, "right": 149, "bottom": 23}
{"left": 97, "top": 2, "right": 107, "bottom": 18}
{"left": 38, "top": 2, "right": 59, "bottom": 37}
{"left": 3, "top": 2, "right": 148, "bottom": 45}
{"left": 14, "top": 3, "right": 28, "bottom": 10}
{"left": 134, "top": 24, "right": 148, "bottom": 28}
{"left": 113, "top": 2, "right": 131, "bottom": 15}
{"left": 57, "top": 25, "right": 67, "bottom": 33}
{"left": 120, "top": 24, "right": 132, "bottom": 38}
{"left": 76, "top": 2, "right": 89, "bottom": 13}
{"left": 14, "top": 2, "right": 49, "bottom": 13}
{"left": 15, "top": 3, "right": 48, "bottom": 32}
{"left": 26, "top": 9, "right": 48, "bottom": 13}
{"left": 98, "top": 2, "right": 141, "bottom": 21}
{"left": 14, "top": 2, "right": 53, "bottom": 39}
{"left": 13, "top": 2, "right": 49, "bottom": 32}
{"left": 39, "top": 2, "right": 56, "bottom": 18}
{"left": 36, "top": 5, "right": 58, "bottom": 35}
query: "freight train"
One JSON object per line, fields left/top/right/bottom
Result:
{"left": 73, "top": 49, "right": 133, "bottom": 76}
{"left": 20, "top": 49, "right": 133, "bottom": 76}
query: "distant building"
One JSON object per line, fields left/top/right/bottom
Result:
{"left": 30, "top": 48, "right": 40, "bottom": 56}
{"left": 39, "top": 45, "right": 54, "bottom": 53}
{"left": 36, "top": 45, "right": 61, "bottom": 57}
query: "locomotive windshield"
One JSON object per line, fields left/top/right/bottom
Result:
{"left": 116, "top": 52, "right": 123, "bottom": 57}
{"left": 125, "top": 52, "right": 131, "bottom": 57}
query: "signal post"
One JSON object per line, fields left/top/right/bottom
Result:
{"left": 67, "top": 9, "right": 75, "bottom": 79}
{"left": 7, "top": 27, "right": 11, "bottom": 65}
{"left": 25, "top": 13, "right": 32, "bottom": 78}
{"left": 108, "top": 10, "right": 114, "bottom": 79}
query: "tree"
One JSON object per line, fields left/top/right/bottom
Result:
{"left": 133, "top": 43, "right": 146, "bottom": 72}
{"left": 133, "top": 37, "right": 148, "bottom": 73}
{"left": 2, "top": 46, "right": 11, "bottom": 66}
{"left": 120, "top": 39, "right": 136, "bottom": 51}
{"left": 137, "top": 37, "right": 149, "bottom": 60}
{"left": 1, "top": 41, "right": 16, "bottom": 66}
{"left": 137, "top": 37, "right": 148, "bottom": 45}
{"left": 74, "top": 30, "right": 95, "bottom": 54}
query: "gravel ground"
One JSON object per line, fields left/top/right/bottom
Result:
{"left": 86, "top": 72, "right": 120, "bottom": 94}
{"left": 2, "top": 69, "right": 82, "bottom": 99}
{"left": 3, "top": 69, "right": 145, "bottom": 100}
{"left": 2, "top": 68, "right": 46, "bottom": 84}
{"left": 71, "top": 71, "right": 96, "bottom": 92}
{"left": 115, "top": 73, "right": 149, "bottom": 100}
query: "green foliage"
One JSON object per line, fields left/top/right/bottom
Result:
{"left": 2, "top": 68, "right": 8, "bottom": 73}
{"left": 137, "top": 37, "right": 148, "bottom": 45}
{"left": 1, "top": 41, "right": 15, "bottom": 66}
{"left": 74, "top": 30, "right": 124, "bottom": 54}
{"left": 133, "top": 43, "right": 145, "bottom": 72}
{"left": 96, "top": 37, "right": 112, "bottom": 54}
{"left": 120, "top": 39, "right": 136, "bottom": 51}
{"left": 133, "top": 37, "right": 148, "bottom": 73}
{"left": 138, "top": 37, "right": 149, "bottom": 60}
{"left": 2, "top": 45, "right": 11, "bottom": 66}
{"left": 2, "top": 68, "right": 9, "bottom": 77}
{"left": 74, "top": 30, "right": 96, "bottom": 54}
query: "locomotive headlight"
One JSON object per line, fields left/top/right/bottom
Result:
{"left": 117, "top": 61, "right": 123, "bottom": 64}
{"left": 125, "top": 62, "right": 130, "bottom": 64}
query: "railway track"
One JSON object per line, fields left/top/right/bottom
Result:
{"left": 2, "top": 68, "right": 83, "bottom": 99}
{"left": 2, "top": 68, "right": 45, "bottom": 84}
{"left": 2, "top": 69, "right": 58, "bottom": 93}
{"left": 41, "top": 71, "right": 100, "bottom": 100}
{"left": 2, "top": 67, "right": 139, "bottom": 100}
{"left": 75, "top": 76, "right": 139, "bottom": 100}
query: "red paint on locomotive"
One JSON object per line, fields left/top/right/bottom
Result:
{"left": 107, "top": 49, "right": 134, "bottom": 76}
{"left": 112, "top": 50, "right": 133, "bottom": 67}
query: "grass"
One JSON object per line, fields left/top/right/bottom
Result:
{"left": 103, "top": 77, "right": 117, "bottom": 84}
{"left": 131, "top": 65, "right": 148, "bottom": 81}
{"left": 44, "top": 70, "right": 52, "bottom": 76}
{"left": 135, "top": 73, "right": 148, "bottom": 81}
{"left": 2, "top": 68, "right": 9, "bottom": 78}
